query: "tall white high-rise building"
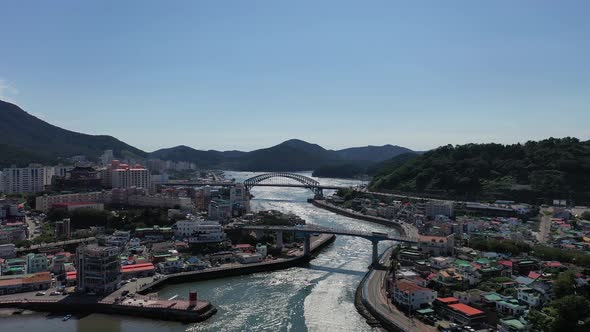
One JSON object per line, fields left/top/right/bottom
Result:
{"left": 105, "top": 160, "right": 150, "bottom": 189}
{"left": 1, "top": 165, "right": 55, "bottom": 194}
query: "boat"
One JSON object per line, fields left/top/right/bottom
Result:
{"left": 63, "top": 314, "right": 72, "bottom": 321}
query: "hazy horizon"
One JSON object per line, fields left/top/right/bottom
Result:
{"left": 1, "top": 1, "right": 589, "bottom": 152}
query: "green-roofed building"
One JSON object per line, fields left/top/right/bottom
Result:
{"left": 475, "top": 257, "right": 492, "bottom": 265}
{"left": 498, "top": 318, "right": 528, "bottom": 331}
{"left": 482, "top": 292, "right": 502, "bottom": 303}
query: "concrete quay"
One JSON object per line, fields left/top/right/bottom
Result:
{"left": 311, "top": 200, "right": 413, "bottom": 237}
{"left": 0, "top": 292, "right": 216, "bottom": 323}
{"left": 139, "top": 234, "right": 335, "bottom": 294}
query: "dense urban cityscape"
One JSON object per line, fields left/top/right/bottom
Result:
{"left": 2, "top": 2, "right": 590, "bottom": 332}
{"left": 0, "top": 145, "right": 589, "bottom": 331}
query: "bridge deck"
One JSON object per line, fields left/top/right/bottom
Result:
{"left": 162, "top": 182, "right": 345, "bottom": 190}
{"left": 238, "top": 225, "right": 417, "bottom": 243}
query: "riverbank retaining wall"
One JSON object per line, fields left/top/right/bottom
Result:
{"left": 138, "top": 234, "right": 336, "bottom": 294}
{"left": 311, "top": 200, "right": 405, "bottom": 236}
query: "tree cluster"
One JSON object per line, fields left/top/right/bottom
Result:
{"left": 370, "top": 137, "right": 590, "bottom": 201}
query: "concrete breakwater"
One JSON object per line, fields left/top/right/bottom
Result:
{"left": 138, "top": 234, "right": 336, "bottom": 294}
{"left": 311, "top": 200, "right": 406, "bottom": 236}
{"left": 0, "top": 296, "right": 217, "bottom": 323}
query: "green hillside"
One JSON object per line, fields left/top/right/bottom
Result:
{"left": 0, "top": 100, "right": 147, "bottom": 167}
{"left": 370, "top": 137, "right": 590, "bottom": 201}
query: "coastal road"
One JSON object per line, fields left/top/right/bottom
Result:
{"left": 537, "top": 208, "right": 552, "bottom": 243}
{"left": 364, "top": 248, "right": 437, "bottom": 332}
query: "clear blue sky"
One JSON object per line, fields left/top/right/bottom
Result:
{"left": 1, "top": 1, "right": 589, "bottom": 152}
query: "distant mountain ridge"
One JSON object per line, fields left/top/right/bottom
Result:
{"left": 0, "top": 100, "right": 417, "bottom": 171}
{"left": 150, "top": 139, "right": 418, "bottom": 172}
{"left": 0, "top": 100, "right": 146, "bottom": 167}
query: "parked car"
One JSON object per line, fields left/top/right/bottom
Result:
{"left": 36, "top": 291, "right": 46, "bottom": 296}
{"left": 121, "top": 290, "right": 129, "bottom": 296}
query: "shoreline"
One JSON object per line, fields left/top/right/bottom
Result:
{"left": 0, "top": 235, "right": 335, "bottom": 324}
{"left": 138, "top": 233, "right": 336, "bottom": 294}
{"left": 310, "top": 200, "right": 424, "bottom": 331}
{"left": 0, "top": 296, "right": 217, "bottom": 323}
{"left": 311, "top": 199, "right": 407, "bottom": 236}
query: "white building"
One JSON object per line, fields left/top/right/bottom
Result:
{"left": 1, "top": 165, "right": 54, "bottom": 194}
{"left": 235, "top": 252, "right": 263, "bottom": 264}
{"left": 53, "top": 165, "right": 74, "bottom": 178}
{"left": 35, "top": 191, "right": 109, "bottom": 212}
{"left": 517, "top": 287, "right": 542, "bottom": 307}
{"left": 392, "top": 279, "right": 437, "bottom": 310}
{"left": 104, "top": 231, "right": 131, "bottom": 248}
{"left": 425, "top": 201, "right": 454, "bottom": 218}
{"left": 174, "top": 218, "right": 226, "bottom": 244}
{"left": 0, "top": 244, "right": 16, "bottom": 259}
{"left": 418, "top": 234, "right": 455, "bottom": 256}
{"left": 104, "top": 160, "right": 150, "bottom": 189}
{"left": 26, "top": 253, "right": 48, "bottom": 273}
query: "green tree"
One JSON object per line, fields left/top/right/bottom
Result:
{"left": 550, "top": 295, "right": 590, "bottom": 332}
{"left": 553, "top": 270, "right": 576, "bottom": 299}
{"left": 527, "top": 309, "right": 555, "bottom": 332}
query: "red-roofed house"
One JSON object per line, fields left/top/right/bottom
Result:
{"left": 447, "top": 303, "right": 486, "bottom": 327}
{"left": 66, "top": 271, "right": 77, "bottom": 286}
{"left": 121, "top": 263, "right": 155, "bottom": 279}
{"left": 528, "top": 271, "right": 541, "bottom": 280}
{"left": 392, "top": 279, "right": 437, "bottom": 310}
{"left": 544, "top": 261, "right": 562, "bottom": 268}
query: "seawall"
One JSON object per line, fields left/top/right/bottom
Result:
{"left": 0, "top": 298, "right": 217, "bottom": 323}
{"left": 138, "top": 234, "right": 336, "bottom": 294}
{"left": 311, "top": 200, "right": 406, "bottom": 236}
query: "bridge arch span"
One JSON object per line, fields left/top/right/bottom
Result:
{"left": 243, "top": 172, "right": 323, "bottom": 197}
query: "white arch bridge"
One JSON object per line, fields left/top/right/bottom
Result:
{"left": 163, "top": 172, "right": 349, "bottom": 198}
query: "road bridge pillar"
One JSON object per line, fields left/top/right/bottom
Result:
{"left": 372, "top": 240, "right": 380, "bottom": 266}
{"left": 275, "top": 231, "right": 283, "bottom": 249}
{"left": 303, "top": 235, "right": 311, "bottom": 257}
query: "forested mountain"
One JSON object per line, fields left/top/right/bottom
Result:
{"left": 0, "top": 100, "right": 146, "bottom": 167}
{"left": 370, "top": 138, "right": 590, "bottom": 200}
{"left": 334, "top": 144, "right": 415, "bottom": 162}
{"left": 149, "top": 145, "right": 245, "bottom": 169}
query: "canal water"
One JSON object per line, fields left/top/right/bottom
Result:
{"left": 0, "top": 172, "right": 397, "bottom": 332}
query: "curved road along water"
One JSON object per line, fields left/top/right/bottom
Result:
{"left": 0, "top": 172, "right": 397, "bottom": 332}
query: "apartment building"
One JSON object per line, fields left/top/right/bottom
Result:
{"left": 1, "top": 165, "right": 54, "bottom": 194}
{"left": 36, "top": 192, "right": 110, "bottom": 212}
